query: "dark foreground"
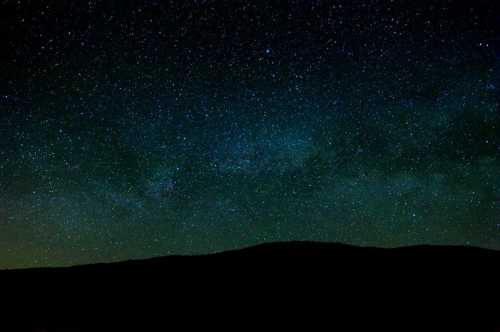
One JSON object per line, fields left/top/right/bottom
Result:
{"left": 2, "top": 242, "right": 500, "bottom": 330}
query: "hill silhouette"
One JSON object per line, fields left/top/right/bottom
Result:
{"left": 2, "top": 242, "right": 500, "bottom": 329}
{"left": 3, "top": 241, "right": 500, "bottom": 272}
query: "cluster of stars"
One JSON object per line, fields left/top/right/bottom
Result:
{"left": 0, "top": 0, "right": 499, "bottom": 268}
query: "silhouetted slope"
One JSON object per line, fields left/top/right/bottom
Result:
{"left": 2, "top": 242, "right": 500, "bottom": 329}
{"left": 3, "top": 241, "right": 500, "bottom": 273}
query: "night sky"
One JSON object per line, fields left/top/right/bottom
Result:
{"left": 1, "top": 0, "right": 500, "bottom": 268}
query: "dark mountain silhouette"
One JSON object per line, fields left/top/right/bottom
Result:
{"left": 2, "top": 242, "right": 500, "bottom": 330}
{"left": 0, "top": 242, "right": 500, "bottom": 279}
{"left": 3, "top": 241, "right": 500, "bottom": 272}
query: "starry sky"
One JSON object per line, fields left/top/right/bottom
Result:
{"left": 1, "top": 0, "right": 500, "bottom": 268}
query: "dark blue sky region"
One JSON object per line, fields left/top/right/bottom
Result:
{"left": 0, "top": 0, "right": 499, "bottom": 268}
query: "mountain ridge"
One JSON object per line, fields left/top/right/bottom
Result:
{"left": 2, "top": 240, "right": 500, "bottom": 272}
{"left": 2, "top": 241, "right": 500, "bottom": 327}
